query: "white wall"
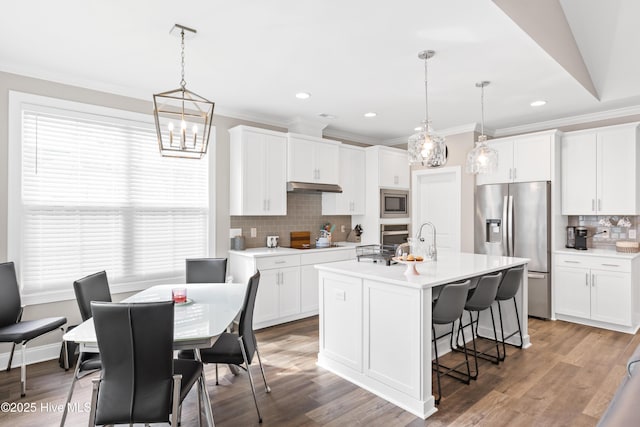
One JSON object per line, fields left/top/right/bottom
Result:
{"left": 0, "top": 71, "right": 285, "bottom": 351}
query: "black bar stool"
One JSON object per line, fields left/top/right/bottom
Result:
{"left": 494, "top": 266, "right": 525, "bottom": 360}
{"left": 431, "top": 280, "right": 471, "bottom": 405}
{"left": 452, "top": 271, "right": 502, "bottom": 379}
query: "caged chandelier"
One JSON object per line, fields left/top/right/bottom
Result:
{"left": 465, "top": 81, "right": 498, "bottom": 174}
{"left": 408, "top": 50, "right": 447, "bottom": 167}
{"left": 153, "top": 24, "right": 214, "bottom": 159}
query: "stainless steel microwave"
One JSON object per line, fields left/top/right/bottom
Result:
{"left": 380, "top": 189, "right": 409, "bottom": 218}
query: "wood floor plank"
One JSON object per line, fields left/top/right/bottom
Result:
{"left": 0, "top": 316, "right": 636, "bottom": 426}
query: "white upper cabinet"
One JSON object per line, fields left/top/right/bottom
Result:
{"left": 476, "top": 131, "right": 555, "bottom": 185}
{"left": 476, "top": 138, "right": 513, "bottom": 184}
{"left": 562, "top": 123, "right": 640, "bottom": 215}
{"left": 379, "top": 147, "right": 410, "bottom": 189}
{"left": 322, "top": 145, "right": 366, "bottom": 215}
{"left": 287, "top": 133, "right": 341, "bottom": 185}
{"left": 229, "top": 126, "right": 287, "bottom": 216}
{"left": 561, "top": 132, "right": 597, "bottom": 214}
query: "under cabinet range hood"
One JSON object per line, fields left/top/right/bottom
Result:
{"left": 286, "top": 181, "right": 342, "bottom": 193}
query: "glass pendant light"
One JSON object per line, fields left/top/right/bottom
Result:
{"left": 465, "top": 81, "right": 498, "bottom": 174}
{"left": 408, "top": 50, "right": 447, "bottom": 167}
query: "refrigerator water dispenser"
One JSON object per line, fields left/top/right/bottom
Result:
{"left": 485, "top": 219, "right": 502, "bottom": 243}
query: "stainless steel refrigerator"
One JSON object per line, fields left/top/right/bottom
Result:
{"left": 474, "top": 181, "right": 551, "bottom": 319}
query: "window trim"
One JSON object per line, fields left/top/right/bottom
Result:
{"left": 8, "top": 91, "right": 216, "bottom": 305}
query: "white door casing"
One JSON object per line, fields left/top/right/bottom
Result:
{"left": 411, "top": 166, "right": 461, "bottom": 253}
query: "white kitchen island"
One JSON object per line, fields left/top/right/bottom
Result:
{"left": 315, "top": 252, "right": 529, "bottom": 419}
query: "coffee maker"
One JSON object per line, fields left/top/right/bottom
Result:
{"left": 575, "top": 227, "right": 588, "bottom": 250}
{"left": 566, "top": 226, "right": 576, "bottom": 248}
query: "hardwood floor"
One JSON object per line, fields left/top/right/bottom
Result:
{"left": 0, "top": 316, "right": 637, "bottom": 426}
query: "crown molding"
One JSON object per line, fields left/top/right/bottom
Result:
{"left": 213, "top": 106, "right": 290, "bottom": 130}
{"left": 493, "top": 104, "right": 640, "bottom": 137}
{"left": 382, "top": 123, "right": 496, "bottom": 147}
{"left": 380, "top": 136, "right": 408, "bottom": 146}
{"left": 438, "top": 122, "right": 482, "bottom": 136}
{"left": 322, "top": 128, "right": 384, "bottom": 145}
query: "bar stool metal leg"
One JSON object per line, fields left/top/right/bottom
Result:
{"left": 496, "top": 296, "right": 524, "bottom": 360}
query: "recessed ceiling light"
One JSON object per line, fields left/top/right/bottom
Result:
{"left": 530, "top": 100, "right": 547, "bottom": 107}
{"left": 414, "top": 126, "right": 422, "bottom": 131}
{"left": 317, "top": 113, "right": 336, "bottom": 119}
{"left": 364, "top": 112, "right": 377, "bottom": 118}
{"left": 295, "top": 92, "right": 311, "bottom": 100}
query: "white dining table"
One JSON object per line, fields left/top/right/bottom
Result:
{"left": 63, "top": 282, "right": 248, "bottom": 427}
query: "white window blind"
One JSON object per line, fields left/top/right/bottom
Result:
{"left": 11, "top": 94, "right": 210, "bottom": 303}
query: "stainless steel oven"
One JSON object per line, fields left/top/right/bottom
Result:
{"left": 380, "top": 189, "right": 409, "bottom": 218}
{"left": 380, "top": 224, "right": 410, "bottom": 247}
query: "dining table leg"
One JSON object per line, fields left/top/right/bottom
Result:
{"left": 194, "top": 348, "right": 215, "bottom": 427}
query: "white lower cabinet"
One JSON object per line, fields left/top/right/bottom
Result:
{"left": 255, "top": 267, "right": 300, "bottom": 324}
{"left": 300, "top": 248, "right": 357, "bottom": 315}
{"left": 320, "top": 273, "right": 363, "bottom": 372}
{"left": 554, "top": 253, "right": 637, "bottom": 331}
{"left": 300, "top": 265, "right": 319, "bottom": 314}
{"left": 230, "top": 248, "right": 356, "bottom": 329}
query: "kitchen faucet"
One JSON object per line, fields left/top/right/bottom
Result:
{"left": 416, "top": 222, "right": 437, "bottom": 261}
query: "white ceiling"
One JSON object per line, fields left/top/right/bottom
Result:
{"left": 1, "top": 0, "right": 639, "bottom": 144}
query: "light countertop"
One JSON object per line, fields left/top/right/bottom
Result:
{"left": 315, "top": 252, "right": 529, "bottom": 289}
{"left": 554, "top": 248, "right": 640, "bottom": 259}
{"left": 229, "top": 243, "right": 356, "bottom": 258}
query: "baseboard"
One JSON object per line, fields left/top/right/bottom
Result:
{"left": 0, "top": 343, "right": 63, "bottom": 369}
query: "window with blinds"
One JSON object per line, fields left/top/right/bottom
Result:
{"left": 9, "top": 93, "right": 210, "bottom": 304}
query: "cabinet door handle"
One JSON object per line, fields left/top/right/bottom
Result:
{"left": 267, "top": 199, "right": 270, "bottom": 211}
{"left": 585, "top": 273, "right": 589, "bottom": 286}
{"left": 601, "top": 263, "right": 619, "bottom": 267}
{"left": 592, "top": 199, "right": 595, "bottom": 212}
{"left": 598, "top": 199, "right": 601, "bottom": 211}
{"left": 509, "top": 168, "right": 512, "bottom": 180}
{"left": 564, "top": 260, "right": 580, "bottom": 264}
{"left": 513, "top": 168, "right": 517, "bottom": 180}
{"left": 591, "top": 274, "right": 595, "bottom": 287}
{"left": 394, "top": 175, "right": 399, "bottom": 185}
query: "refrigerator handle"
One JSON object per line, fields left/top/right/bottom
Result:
{"left": 507, "top": 195, "right": 514, "bottom": 256}
{"left": 502, "top": 195, "right": 509, "bottom": 255}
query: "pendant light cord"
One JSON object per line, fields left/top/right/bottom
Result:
{"left": 423, "top": 56, "right": 429, "bottom": 124}
{"left": 480, "top": 84, "right": 484, "bottom": 136}
{"left": 180, "top": 29, "right": 186, "bottom": 89}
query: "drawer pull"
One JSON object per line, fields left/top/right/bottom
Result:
{"left": 601, "top": 263, "right": 619, "bottom": 267}
{"left": 274, "top": 260, "right": 286, "bottom": 264}
{"left": 564, "top": 260, "right": 580, "bottom": 264}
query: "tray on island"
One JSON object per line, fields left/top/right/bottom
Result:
{"left": 356, "top": 244, "right": 398, "bottom": 266}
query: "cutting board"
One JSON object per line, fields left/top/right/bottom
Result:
{"left": 290, "top": 231, "right": 311, "bottom": 249}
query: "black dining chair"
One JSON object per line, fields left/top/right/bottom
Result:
{"left": 88, "top": 301, "right": 203, "bottom": 426}
{"left": 179, "top": 271, "right": 270, "bottom": 423}
{"left": 60, "top": 271, "right": 112, "bottom": 426}
{"left": 186, "top": 258, "right": 227, "bottom": 284}
{"left": 0, "top": 261, "right": 67, "bottom": 397}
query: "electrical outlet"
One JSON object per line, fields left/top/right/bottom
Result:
{"left": 250, "top": 227, "right": 257, "bottom": 238}
{"left": 630, "top": 229, "right": 637, "bottom": 239}
{"left": 341, "top": 225, "right": 346, "bottom": 233}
